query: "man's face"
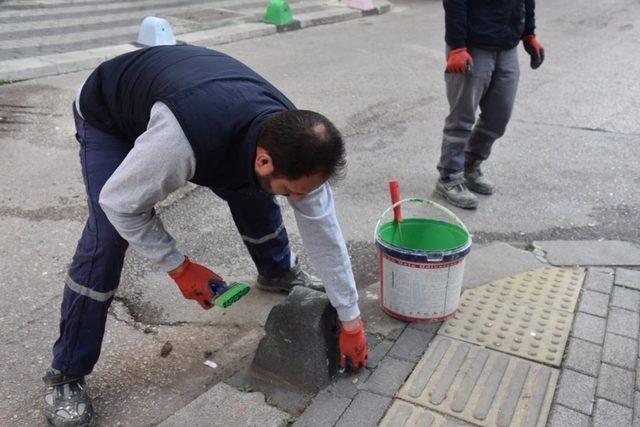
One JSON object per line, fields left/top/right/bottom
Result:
{"left": 254, "top": 146, "right": 326, "bottom": 201}
{"left": 258, "top": 173, "right": 326, "bottom": 201}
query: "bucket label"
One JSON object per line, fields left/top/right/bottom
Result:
{"left": 381, "top": 252, "right": 464, "bottom": 319}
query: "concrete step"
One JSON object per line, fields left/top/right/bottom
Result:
{"left": 158, "top": 382, "right": 290, "bottom": 426}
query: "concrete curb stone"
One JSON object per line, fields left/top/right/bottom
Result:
{"left": 602, "top": 333, "right": 638, "bottom": 370}
{"left": 584, "top": 267, "right": 614, "bottom": 294}
{"left": 547, "top": 405, "right": 591, "bottom": 427}
{"left": 533, "top": 240, "right": 640, "bottom": 266}
{"left": 564, "top": 337, "right": 602, "bottom": 377}
{"left": 571, "top": 312, "right": 606, "bottom": 345}
{"left": 387, "top": 327, "right": 434, "bottom": 363}
{"left": 596, "top": 363, "right": 635, "bottom": 407}
{"left": 577, "top": 289, "right": 609, "bottom": 318}
{"left": 334, "top": 391, "right": 392, "bottom": 427}
{"left": 614, "top": 268, "right": 640, "bottom": 290}
{"left": 293, "top": 389, "right": 351, "bottom": 427}
{"left": 606, "top": 307, "right": 640, "bottom": 339}
{"left": 358, "top": 356, "right": 414, "bottom": 398}
{"left": 593, "top": 398, "right": 633, "bottom": 427}
{"left": 610, "top": 286, "right": 640, "bottom": 312}
{"left": 554, "top": 369, "right": 597, "bottom": 415}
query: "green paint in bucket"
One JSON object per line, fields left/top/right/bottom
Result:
{"left": 378, "top": 218, "right": 469, "bottom": 253}
{"left": 375, "top": 198, "right": 471, "bottom": 323}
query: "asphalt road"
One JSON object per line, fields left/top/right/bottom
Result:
{"left": 0, "top": 0, "right": 638, "bottom": 424}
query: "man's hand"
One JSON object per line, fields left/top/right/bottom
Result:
{"left": 447, "top": 48, "right": 473, "bottom": 74}
{"left": 169, "top": 256, "right": 223, "bottom": 309}
{"left": 339, "top": 319, "right": 368, "bottom": 371}
{"left": 522, "top": 35, "right": 545, "bottom": 69}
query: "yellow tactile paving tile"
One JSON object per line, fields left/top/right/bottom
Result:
{"left": 437, "top": 267, "right": 585, "bottom": 366}
{"left": 483, "top": 267, "right": 585, "bottom": 312}
{"left": 397, "top": 336, "right": 559, "bottom": 427}
{"left": 380, "top": 399, "right": 473, "bottom": 427}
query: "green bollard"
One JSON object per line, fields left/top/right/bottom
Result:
{"left": 263, "top": 0, "right": 295, "bottom": 26}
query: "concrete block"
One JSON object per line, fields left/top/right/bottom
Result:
{"left": 602, "top": 333, "right": 637, "bottom": 370}
{"left": 571, "top": 312, "right": 606, "bottom": 345}
{"left": 297, "top": 8, "right": 362, "bottom": 29}
{"left": 606, "top": 307, "right": 640, "bottom": 339}
{"left": 593, "top": 398, "right": 633, "bottom": 427}
{"left": 158, "top": 382, "right": 289, "bottom": 427}
{"left": 533, "top": 240, "right": 640, "bottom": 266}
{"left": 359, "top": 356, "right": 414, "bottom": 397}
{"left": 252, "top": 287, "right": 338, "bottom": 392}
{"left": 596, "top": 363, "right": 635, "bottom": 407}
{"left": 584, "top": 267, "right": 614, "bottom": 294}
{"left": 366, "top": 339, "right": 393, "bottom": 370}
{"left": 462, "top": 243, "right": 543, "bottom": 289}
{"left": 547, "top": 405, "right": 590, "bottom": 427}
{"left": 388, "top": 327, "right": 434, "bottom": 363}
{"left": 335, "top": 391, "right": 392, "bottom": 427}
{"left": 577, "top": 289, "right": 609, "bottom": 318}
{"left": 554, "top": 369, "right": 597, "bottom": 415}
{"left": 293, "top": 390, "right": 351, "bottom": 427}
{"left": 564, "top": 337, "right": 602, "bottom": 377}
{"left": 615, "top": 268, "right": 640, "bottom": 291}
{"left": 179, "top": 23, "right": 277, "bottom": 45}
{"left": 611, "top": 286, "right": 640, "bottom": 312}
{"left": 225, "top": 368, "right": 311, "bottom": 413}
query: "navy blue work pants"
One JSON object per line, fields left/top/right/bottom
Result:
{"left": 52, "top": 106, "right": 290, "bottom": 377}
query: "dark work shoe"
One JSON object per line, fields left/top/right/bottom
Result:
{"left": 434, "top": 173, "right": 479, "bottom": 209}
{"left": 43, "top": 368, "right": 94, "bottom": 427}
{"left": 464, "top": 160, "right": 495, "bottom": 195}
{"left": 257, "top": 255, "right": 325, "bottom": 293}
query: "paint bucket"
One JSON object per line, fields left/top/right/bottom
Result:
{"left": 374, "top": 198, "right": 471, "bottom": 322}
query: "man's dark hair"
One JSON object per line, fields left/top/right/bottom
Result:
{"left": 257, "top": 110, "right": 346, "bottom": 181}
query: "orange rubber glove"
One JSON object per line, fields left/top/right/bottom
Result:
{"left": 446, "top": 48, "right": 473, "bottom": 74}
{"left": 522, "top": 35, "right": 545, "bottom": 69}
{"left": 339, "top": 319, "right": 368, "bottom": 371}
{"left": 169, "top": 256, "right": 223, "bottom": 309}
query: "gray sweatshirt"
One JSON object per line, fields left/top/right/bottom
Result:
{"left": 83, "top": 100, "right": 360, "bottom": 321}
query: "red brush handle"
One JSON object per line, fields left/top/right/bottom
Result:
{"left": 388, "top": 180, "right": 403, "bottom": 222}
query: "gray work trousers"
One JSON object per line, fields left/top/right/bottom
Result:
{"left": 437, "top": 46, "right": 520, "bottom": 179}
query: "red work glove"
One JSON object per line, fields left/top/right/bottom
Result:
{"left": 169, "top": 256, "right": 223, "bottom": 309}
{"left": 446, "top": 48, "right": 473, "bottom": 74}
{"left": 339, "top": 319, "right": 368, "bottom": 371}
{"left": 522, "top": 35, "right": 545, "bottom": 69}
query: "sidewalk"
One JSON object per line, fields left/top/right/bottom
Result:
{"left": 0, "top": 0, "right": 390, "bottom": 81}
{"left": 163, "top": 240, "right": 640, "bottom": 426}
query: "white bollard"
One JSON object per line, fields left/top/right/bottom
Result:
{"left": 136, "top": 16, "right": 176, "bottom": 47}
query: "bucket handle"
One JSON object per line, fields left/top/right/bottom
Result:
{"left": 374, "top": 197, "right": 470, "bottom": 243}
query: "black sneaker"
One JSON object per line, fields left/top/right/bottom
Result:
{"left": 257, "top": 255, "right": 325, "bottom": 293}
{"left": 43, "top": 368, "right": 94, "bottom": 426}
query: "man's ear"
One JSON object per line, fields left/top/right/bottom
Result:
{"left": 254, "top": 146, "right": 274, "bottom": 176}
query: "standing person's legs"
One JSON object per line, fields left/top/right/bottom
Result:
{"left": 51, "top": 107, "right": 131, "bottom": 377}
{"left": 464, "top": 47, "right": 520, "bottom": 193}
{"left": 45, "top": 106, "right": 131, "bottom": 426}
{"left": 436, "top": 47, "right": 496, "bottom": 208}
{"left": 213, "top": 189, "right": 323, "bottom": 292}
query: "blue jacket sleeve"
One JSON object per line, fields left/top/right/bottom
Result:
{"left": 443, "top": 0, "right": 468, "bottom": 49}
{"left": 524, "top": 0, "right": 536, "bottom": 36}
